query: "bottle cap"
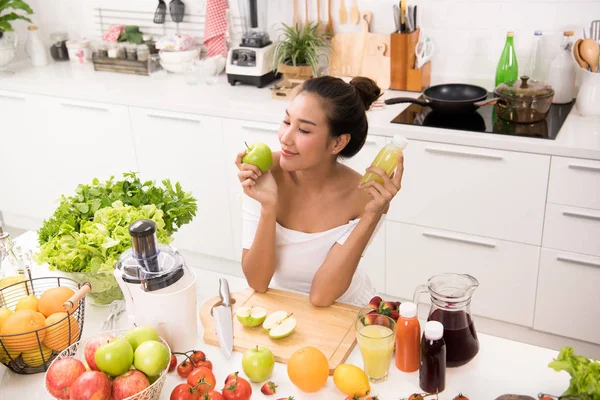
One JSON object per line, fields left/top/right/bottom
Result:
{"left": 399, "top": 302, "right": 417, "bottom": 319}
{"left": 424, "top": 321, "right": 444, "bottom": 340}
{"left": 507, "top": 31, "right": 514, "bottom": 37}
{"left": 392, "top": 134, "right": 408, "bottom": 149}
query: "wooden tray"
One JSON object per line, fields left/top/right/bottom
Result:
{"left": 92, "top": 56, "right": 148, "bottom": 76}
{"left": 200, "top": 288, "right": 361, "bottom": 374}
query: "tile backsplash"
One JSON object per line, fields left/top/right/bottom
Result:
{"left": 16, "top": 0, "right": 600, "bottom": 90}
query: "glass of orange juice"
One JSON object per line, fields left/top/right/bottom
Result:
{"left": 355, "top": 313, "right": 396, "bottom": 383}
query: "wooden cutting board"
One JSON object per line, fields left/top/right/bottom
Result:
{"left": 329, "top": 29, "right": 365, "bottom": 77}
{"left": 199, "top": 288, "right": 361, "bottom": 374}
{"left": 360, "top": 12, "right": 391, "bottom": 89}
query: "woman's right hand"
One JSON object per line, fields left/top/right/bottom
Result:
{"left": 235, "top": 150, "right": 278, "bottom": 208}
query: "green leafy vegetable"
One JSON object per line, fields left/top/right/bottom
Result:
{"left": 548, "top": 346, "right": 600, "bottom": 399}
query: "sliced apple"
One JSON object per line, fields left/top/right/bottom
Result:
{"left": 236, "top": 306, "right": 268, "bottom": 327}
{"left": 262, "top": 311, "right": 296, "bottom": 339}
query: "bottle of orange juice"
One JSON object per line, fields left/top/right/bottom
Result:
{"left": 359, "top": 134, "right": 408, "bottom": 185}
{"left": 395, "top": 302, "right": 420, "bottom": 372}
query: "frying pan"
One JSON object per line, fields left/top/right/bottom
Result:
{"left": 385, "top": 83, "right": 497, "bottom": 114}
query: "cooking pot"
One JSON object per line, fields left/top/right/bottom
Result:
{"left": 494, "top": 76, "right": 554, "bottom": 124}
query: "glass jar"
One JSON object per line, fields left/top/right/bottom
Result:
{"left": 107, "top": 42, "right": 118, "bottom": 58}
{"left": 143, "top": 33, "right": 157, "bottom": 54}
{"left": 49, "top": 32, "right": 69, "bottom": 61}
{"left": 136, "top": 44, "right": 149, "bottom": 62}
{"left": 126, "top": 43, "right": 137, "bottom": 61}
{"left": 148, "top": 54, "right": 166, "bottom": 79}
{"left": 117, "top": 43, "right": 127, "bottom": 60}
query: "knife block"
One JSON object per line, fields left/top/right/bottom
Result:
{"left": 390, "top": 29, "right": 431, "bottom": 92}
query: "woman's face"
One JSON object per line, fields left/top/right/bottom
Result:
{"left": 278, "top": 92, "right": 339, "bottom": 172}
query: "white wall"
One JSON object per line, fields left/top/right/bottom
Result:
{"left": 11, "top": 0, "right": 600, "bottom": 88}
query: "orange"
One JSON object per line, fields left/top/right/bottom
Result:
{"left": 38, "top": 287, "right": 76, "bottom": 317}
{"left": 0, "top": 308, "right": 13, "bottom": 330}
{"left": 0, "top": 310, "right": 46, "bottom": 352}
{"left": 43, "top": 312, "right": 80, "bottom": 352}
{"left": 287, "top": 346, "right": 329, "bottom": 392}
{"left": 15, "top": 295, "right": 39, "bottom": 312}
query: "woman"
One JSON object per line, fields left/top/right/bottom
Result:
{"left": 235, "top": 76, "right": 404, "bottom": 307}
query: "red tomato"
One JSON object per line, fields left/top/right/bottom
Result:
{"left": 204, "top": 391, "right": 225, "bottom": 400}
{"left": 195, "top": 359, "right": 213, "bottom": 370}
{"left": 189, "top": 350, "right": 207, "bottom": 364}
{"left": 170, "top": 383, "right": 202, "bottom": 400}
{"left": 187, "top": 367, "right": 217, "bottom": 395}
{"left": 177, "top": 360, "right": 195, "bottom": 378}
{"left": 222, "top": 376, "right": 252, "bottom": 400}
{"left": 169, "top": 354, "right": 177, "bottom": 372}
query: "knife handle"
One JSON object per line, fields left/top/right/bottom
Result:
{"left": 219, "top": 278, "right": 231, "bottom": 307}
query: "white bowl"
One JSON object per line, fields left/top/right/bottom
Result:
{"left": 159, "top": 48, "right": 199, "bottom": 64}
{"left": 160, "top": 60, "right": 184, "bottom": 73}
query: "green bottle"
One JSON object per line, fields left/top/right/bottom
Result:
{"left": 495, "top": 32, "right": 519, "bottom": 86}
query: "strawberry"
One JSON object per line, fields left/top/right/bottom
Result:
{"left": 390, "top": 310, "right": 400, "bottom": 321}
{"left": 276, "top": 397, "right": 294, "bottom": 400}
{"left": 345, "top": 396, "right": 359, "bottom": 400}
{"left": 379, "top": 301, "right": 395, "bottom": 316}
{"left": 368, "top": 296, "right": 382, "bottom": 310}
{"left": 365, "top": 396, "right": 379, "bottom": 400}
{"left": 223, "top": 371, "right": 238, "bottom": 385}
{"left": 260, "top": 381, "right": 277, "bottom": 395}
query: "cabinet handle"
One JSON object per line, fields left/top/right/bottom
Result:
{"left": 364, "top": 138, "right": 379, "bottom": 145}
{"left": 422, "top": 230, "right": 497, "bottom": 248}
{"left": 568, "top": 164, "right": 600, "bottom": 173}
{"left": 60, "top": 102, "right": 109, "bottom": 112}
{"left": 425, "top": 145, "right": 503, "bottom": 160}
{"left": 563, "top": 210, "right": 600, "bottom": 221}
{"left": 0, "top": 94, "right": 26, "bottom": 101}
{"left": 556, "top": 255, "right": 600, "bottom": 269}
{"left": 147, "top": 112, "right": 202, "bottom": 123}
{"left": 241, "top": 123, "right": 279, "bottom": 133}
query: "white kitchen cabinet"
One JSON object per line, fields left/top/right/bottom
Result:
{"left": 386, "top": 141, "right": 550, "bottom": 246}
{"left": 543, "top": 203, "right": 600, "bottom": 258}
{"left": 547, "top": 156, "right": 600, "bottom": 210}
{"left": 129, "top": 107, "right": 234, "bottom": 261}
{"left": 385, "top": 221, "right": 540, "bottom": 327}
{"left": 534, "top": 248, "right": 600, "bottom": 344}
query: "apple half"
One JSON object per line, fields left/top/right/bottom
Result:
{"left": 235, "top": 306, "right": 268, "bottom": 327}
{"left": 262, "top": 311, "right": 296, "bottom": 339}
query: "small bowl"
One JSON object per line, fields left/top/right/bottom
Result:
{"left": 158, "top": 48, "right": 200, "bottom": 64}
{"left": 160, "top": 60, "right": 184, "bottom": 73}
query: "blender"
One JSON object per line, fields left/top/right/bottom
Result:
{"left": 226, "top": 0, "right": 280, "bottom": 88}
{"left": 114, "top": 220, "right": 198, "bottom": 351}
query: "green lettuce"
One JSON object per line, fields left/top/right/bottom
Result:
{"left": 548, "top": 346, "right": 600, "bottom": 399}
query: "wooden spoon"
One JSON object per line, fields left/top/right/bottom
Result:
{"left": 326, "top": 0, "right": 334, "bottom": 37}
{"left": 573, "top": 39, "right": 589, "bottom": 70}
{"left": 293, "top": 0, "right": 299, "bottom": 27}
{"left": 580, "top": 38, "right": 600, "bottom": 72}
{"left": 339, "top": 0, "right": 347, "bottom": 24}
{"left": 316, "top": 0, "right": 325, "bottom": 35}
{"left": 350, "top": 0, "right": 360, "bottom": 24}
{"left": 305, "top": 0, "right": 309, "bottom": 26}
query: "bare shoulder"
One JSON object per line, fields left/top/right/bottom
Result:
{"left": 337, "top": 163, "right": 370, "bottom": 217}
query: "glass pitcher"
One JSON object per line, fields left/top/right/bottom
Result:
{"left": 413, "top": 273, "right": 480, "bottom": 367}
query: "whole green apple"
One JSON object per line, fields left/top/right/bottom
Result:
{"left": 242, "top": 345, "right": 275, "bottom": 383}
{"left": 95, "top": 337, "right": 134, "bottom": 377}
{"left": 241, "top": 142, "right": 273, "bottom": 173}
{"left": 125, "top": 326, "right": 160, "bottom": 351}
{"left": 133, "top": 340, "right": 170, "bottom": 377}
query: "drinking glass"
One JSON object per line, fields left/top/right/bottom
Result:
{"left": 182, "top": 59, "right": 200, "bottom": 85}
{"left": 148, "top": 54, "right": 166, "bottom": 79}
{"left": 355, "top": 313, "right": 396, "bottom": 383}
{"left": 200, "top": 58, "right": 219, "bottom": 85}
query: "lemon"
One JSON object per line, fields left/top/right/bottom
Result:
{"left": 0, "top": 308, "right": 13, "bottom": 330}
{"left": 22, "top": 345, "right": 53, "bottom": 367}
{"left": 333, "top": 364, "right": 371, "bottom": 397}
{"left": 0, "top": 341, "right": 21, "bottom": 364}
{"left": 15, "top": 295, "right": 39, "bottom": 312}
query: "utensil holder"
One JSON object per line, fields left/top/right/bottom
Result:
{"left": 390, "top": 29, "right": 431, "bottom": 92}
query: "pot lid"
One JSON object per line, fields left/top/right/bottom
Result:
{"left": 495, "top": 76, "right": 554, "bottom": 99}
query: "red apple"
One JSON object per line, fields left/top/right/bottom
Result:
{"left": 45, "top": 357, "right": 87, "bottom": 400}
{"left": 70, "top": 370, "right": 112, "bottom": 400}
{"left": 84, "top": 334, "right": 114, "bottom": 371}
{"left": 112, "top": 370, "right": 150, "bottom": 400}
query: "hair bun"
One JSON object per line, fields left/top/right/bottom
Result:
{"left": 349, "top": 77, "right": 382, "bottom": 110}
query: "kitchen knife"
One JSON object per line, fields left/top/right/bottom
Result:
{"left": 213, "top": 278, "right": 233, "bottom": 358}
{"left": 393, "top": 5, "right": 401, "bottom": 33}
{"left": 406, "top": 5, "right": 414, "bottom": 33}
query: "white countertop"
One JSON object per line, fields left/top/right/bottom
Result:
{"left": 1, "top": 61, "right": 600, "bottom": 161}
{"left": 0, "top": 232, "right": 571, "bottom": 399}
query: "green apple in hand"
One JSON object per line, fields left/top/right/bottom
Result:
{"left": 241, "top": 142, "right": 273, "bottom": 172}
{"left": 242, "top": 345, "right": 275, "bottom": 383}
{"left": 134, "top": 340, "right": 170, "bottom": 377}
{"left": 236, "top": 306, "right": 267, "bottom": 327}
{"left": 95, "top": 337, "right": 134, "bottom": 377}
{"left": 125, "top": 326, "right": 160, "bottom": 351}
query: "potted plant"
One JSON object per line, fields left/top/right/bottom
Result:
{"left": 0, "top": 0, "right": 34, "bottom": 75}
{"left": 272, "top": 22, "right": 328, "bottom": 80}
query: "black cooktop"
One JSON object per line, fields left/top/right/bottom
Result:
{"left": 391, "top": 93, "right": 575, "bottom": 140}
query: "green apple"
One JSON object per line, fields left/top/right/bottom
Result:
{"left": 133, "top": 340, "right": 170, "bottom": 377}
{"left": 95, "top": 337, "right": 134, "bottom": 377}
{"left": 236, "top": 306, "right": 267, "bottom": 327}
{"left": 262, "top": 311, "right": 297, "bottom": 339}
{"left": 241, "top": 142, "right": 273, "bottom": 172}
{"left": 125, "top": 326, "right": 160, "bottom": 351}
{"left": 242, "top": 345, "right": 275, "bottom": 383}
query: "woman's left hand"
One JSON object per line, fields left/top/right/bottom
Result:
{"left": 359, "top": 152, "right": 404, "bottom": 217}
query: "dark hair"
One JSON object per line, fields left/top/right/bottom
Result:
{"left": 298, "top": 76, "right": 382, "bottom": 158}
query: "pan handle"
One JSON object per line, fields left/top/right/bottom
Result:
{"left": 384, "top": 97, "right": 430, "bottom": 107}
{"left": 474, "top": 98, "right": 500, "bottom": 107}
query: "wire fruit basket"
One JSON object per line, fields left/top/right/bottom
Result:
{"left": 45, "top": 329, "right": 171, "bottom": 400}
{"left": 0, "top": 275, "right": 90, "bottom": 374}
